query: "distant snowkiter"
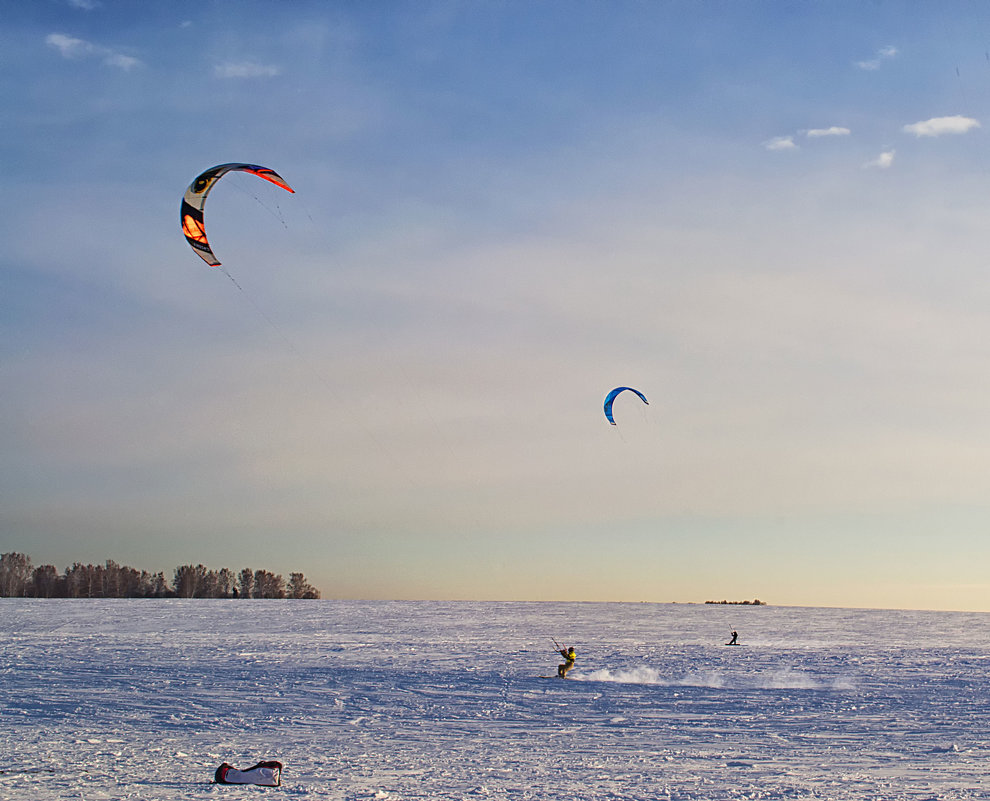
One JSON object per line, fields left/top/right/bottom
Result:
{"left": 558, "top": 645, "right": 576, "bottom": 678}
{"left": 728, "top": 630, "right": 738, "bottom": 645}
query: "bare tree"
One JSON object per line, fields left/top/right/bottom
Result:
{"left": 217, "top": 568, "right": 236, "bottom": 598}
{"left": 173, "top": 564, "right": 209, "bottom": 598}
{"left": 150, "top": 572, "right": 168, "bottom": 597}
{"left": 30, "top": 565, "right": 61, "bottom": 598}
{"left": 238, "top": 568, "right": 254, "bottom": 599}
{"left": 253, "top": 570, "right": 286, "bottom": 599}
{"left": 102, "top": 560, "right": 122, "bottom": 598}
{"left": 65, "top": 562, "right": 102, "bottom": 598}
{"left": 198, "top": 568, "right": 219, "bottom": 599}
{"left": 64, "top": 563, "right": 83, "bottom": 598}
{"left": 288, "top": 572, "right": 320, "bottom": 599}
{"left": 0, "top": 553, "right": 34, "bottom": 597}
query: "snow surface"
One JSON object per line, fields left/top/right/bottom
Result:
{"left": 1, "top": 600, "right": 989, "bottom": 799}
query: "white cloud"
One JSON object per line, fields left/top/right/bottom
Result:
{"left": 763, "top": 135, "right": 797, "bottom": 152}
{"left": 806, "top": 126, "right": 851, "bottom": 138}
{"left": 856, "top": 45, "right": 898, "bottom": 70}
{"left": 68, "top": 0, "right": 100, "bottom": 9}
{"left": 864, "top": 150, "right": 895, "bottom": 169}
{"left": 45, "top": 32, "right": 141, "bottom": 70}
{"left": 902, "top": 115, "right": 981, "bottom": 137}
{"left": 105, "top": 53, "right": 141, "bottom": 70}
{"left": 214, "top": 61, "right": 282, "bottom": 79}
{"left": 46, "top": 33, "right": 90, "bottom": 58}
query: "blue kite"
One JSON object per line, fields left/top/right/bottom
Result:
{"left": 603, "top": 386, "right": 649, "bottom": 425}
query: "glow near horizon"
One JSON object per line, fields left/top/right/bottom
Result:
{"left": 2, "top": 2, "right": 990, "bottom": 611}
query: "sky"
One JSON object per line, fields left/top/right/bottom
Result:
{"left": 4, "top": 1, "right": 990, "bottom": 611}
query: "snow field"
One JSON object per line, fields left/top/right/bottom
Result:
{"left": 1, "top": 600, "right": 988, "bottom": 799}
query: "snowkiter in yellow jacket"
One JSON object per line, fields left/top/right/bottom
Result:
{"left": 557, "top": 646, "right": 576, "bottom": 678}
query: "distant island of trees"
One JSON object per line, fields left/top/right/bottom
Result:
{"left": 0, "top": 552, "right": 320, "bottom": 599}
{"left": 705, "top": 599, "right": 766, "bottom": 606}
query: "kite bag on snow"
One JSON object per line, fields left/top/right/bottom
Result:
{"left": 214, "top": 760, "right": 282, "bottom": 786}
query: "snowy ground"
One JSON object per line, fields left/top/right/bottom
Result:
{"left": 1, "top": 600, "right": 988, "bottom": 800}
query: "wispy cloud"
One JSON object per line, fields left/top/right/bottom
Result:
{"left": 214, "top": 61, "right": 282, "bottom": 79}
{"left": 902, "top": 115, "right": 980, "bottom": 137}
{"left": 763, "top": 135, "right": 798, "bottom": 152}
{"left": 856, "top": 45, "right": 898, "bottom": 71}
{"left": 806, "top": 126, "right": 851, "bottom": 138}
{"left": 45, "top": 32, "right": 141, "bottom": 70}
{"left": 46, "top": 33, "right": 94, "bottom": 58}
{"left": 68, "top": 0, "right": 100, "bottom": 9}
{"left": 864, "top": 150, "right": 895, "bottom": 169}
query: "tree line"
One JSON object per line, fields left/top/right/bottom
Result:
{"left": 0, "top": 553, "right": 320, "bottom": 599}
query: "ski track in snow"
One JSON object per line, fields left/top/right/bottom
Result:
{"left": 1, "top": 600, "right": 989, "bottom": 800}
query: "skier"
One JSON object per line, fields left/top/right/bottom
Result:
{"left": 728, "top": 630, "right": 738, "bottom": 645}
{"left": 557, "top": 645, "right": 576, "bottom": 678}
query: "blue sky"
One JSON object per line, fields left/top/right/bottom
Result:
{"left": 4, "top": 1, "right": 990, "bottom": 610}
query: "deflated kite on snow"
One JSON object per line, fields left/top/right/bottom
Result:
{"left": 180, "top": 163, "right": 294, "bottom": 266}
{"left": 603, "top": 386, "right": 649, "bottom": 425}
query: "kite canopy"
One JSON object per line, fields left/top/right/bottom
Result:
{"left": 180, "top": 163, "right": 294, "bottom": 266}
{"left": 603, "top": 386, "right": 649, "bottom": 425}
